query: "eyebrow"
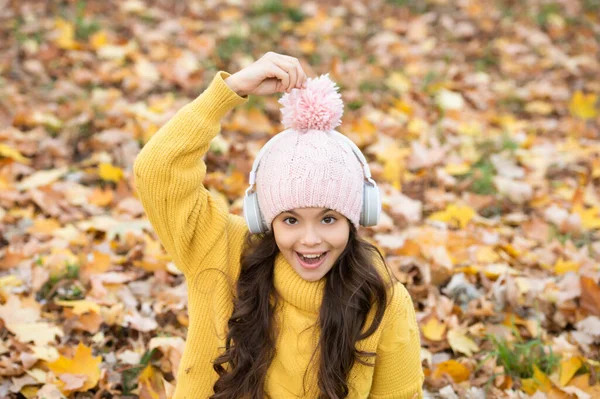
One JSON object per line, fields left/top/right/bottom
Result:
{"left": 284, "top": 208, "right": 334, "bottom": 217}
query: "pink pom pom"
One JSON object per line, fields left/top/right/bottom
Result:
{"left": 278, "top": 74, "right": 344, "bottom": 132}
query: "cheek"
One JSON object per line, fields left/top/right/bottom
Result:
{"left": 326, "top": 226, "right": 350, "bottom": 250}
{"left": 273, "top": 226, "right": 296, "bottom": 251}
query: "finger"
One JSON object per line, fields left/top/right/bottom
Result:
{"left": 286, "top": 64, "right": 298, "bottom": 92}
{"left": 271, "top": 58, "right": 296, "bottom": 92}
{"left": 296, "top": 64, "right": 307, "bottom": 88}
{"left": 281, "top": 56, "right": 305, "bottom": 89}
{"left": 267, "top": 63, "right": 289, "bottom": 93}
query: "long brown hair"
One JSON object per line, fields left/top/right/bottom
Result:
{"left": 210, "top": 223, "right": 394, "bottom": 398}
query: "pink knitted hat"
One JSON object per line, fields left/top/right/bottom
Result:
{"left": 255, "top": 74, "right": 364, "bottom": 230}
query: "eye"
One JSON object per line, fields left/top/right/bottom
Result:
{"left": 322, "top": 216, "right": 337, "bottom": 224}
{"left": 283, "top": 217, "right": 298, "bottom": 225}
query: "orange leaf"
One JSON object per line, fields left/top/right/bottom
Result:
{"left": 580, "top": 276, "right": 600, "bottom": 316}
{"left": 88, "top": 187, "right": 114, "bottom": 207}
{"left": 432, "top": 360, "right": 470, "bottom": 383}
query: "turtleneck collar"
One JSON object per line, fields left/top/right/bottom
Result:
{"left": 273, "top": 252, "right": 325, "bottom": 314}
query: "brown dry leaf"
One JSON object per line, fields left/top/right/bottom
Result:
{"left": 149, "top": 336, "right": 185, "bottom": 376}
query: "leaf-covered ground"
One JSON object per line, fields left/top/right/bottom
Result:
{"left": 1, "top": 0, "right": 600, "bottom": 398}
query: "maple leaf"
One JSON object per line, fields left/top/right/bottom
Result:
{"left": 98, "top": 162, "right": 124, "bottom": 182}
{"left": 48, "top": 343, "right": 101, "bottom": 393}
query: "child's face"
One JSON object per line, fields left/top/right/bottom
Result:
{"left": 272, "top": 207, "right": 350, "bottom": 282}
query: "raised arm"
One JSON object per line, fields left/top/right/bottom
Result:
{"left": 133, "top": 71, "right": 248, "bottom": 277}
{"left": 133, "top": 53, "right": 308, "bottom": 278}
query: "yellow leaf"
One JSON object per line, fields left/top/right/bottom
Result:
{"left": 569, "top": 91, "right": 598, "bottom": 120}
{"left": 521, "top": 378, "right": 537, "bottom": 395}
{"left": 476, "top": 246, "right": 500, "bottom": 263}
{"left": 445, "top": 162, "right": 471, "bottom": 176}
{"left": 431, "top": 360, "right": 470, "bottom": 383}
{"left": 376, "top": 143, "right": 408, "bottom": 191}
{"left": 54, "top": 19, "right": 78, "bottom": 50}
{"left": 48, "top": 342, "right": 101, "bottom": 393}
{"left": 554, "top": 258, "right": 580, "bottom": 275}
{"left": 559, "top": 356, "right": 583, "bottom": 387}
{"left": 341, "top": 117, "right": 378, "bottom": 148}
{"left": 0, "top": 143, "right": 31, "bottom": 164}
{"left": 525, "top": 101, "right": 554, "bottom": 115}
{"left": 572, "top": 204, "right": 600, "bottom": 230}
{"left": 520, "top": 365, "right": 553, "bottom": 394}
{"left": 138, "top": 365, "right": 168, "bottom": 399}
{"left": 89, "top": 30, "right": 108, "bottom": 50}
{"left": 533, "top": 364, "right": 553, "bottom": 392}
{"left": 19, "top": 386, "right": 38, "bottom": 398}
{"left": 447, "top": 329, "right": 480, "bottom": 357}
{"left": 385, "top": 72, "right": 411, "bottom": 94}
{"left": 98, "top": 163, "right": 124, "bottom": 183}
{"left": 392, "top": 99, "right": 414, "bottom": 116}
{"left": 422, "top": 317, "right": 446, "bottom": 341}
{"left": 55, "top": 300, "right": 100, "bottom": 316}
{"left": 428, "top": 204, "right": 476, "bottom": 229}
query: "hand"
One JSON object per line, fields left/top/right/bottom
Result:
{"left": 224, "top": 52, "right": 308, "bottom": 97}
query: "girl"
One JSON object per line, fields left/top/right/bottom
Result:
{"left": 134, "top": 52, "right": 424, "bottom": 399}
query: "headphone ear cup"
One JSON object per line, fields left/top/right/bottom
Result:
{"left": 360, "top": 183, "right": 381, "bottom": 227}
{"left": 243, "top": 192, "right": 266, "bottom": 234}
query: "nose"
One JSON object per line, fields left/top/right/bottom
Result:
{"left": 300, "top": 225, "right": 323, "bottom": 246}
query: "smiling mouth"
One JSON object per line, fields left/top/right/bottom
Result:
{"left": 295, "top": 251, "right": 329, "bottom": 268}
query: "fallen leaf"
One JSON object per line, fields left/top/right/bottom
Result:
{"left": 428, "top": 204, "right": 476, "bottom": 229}
{"left": 48, "top": 342, "right": 101, "bottom": 393}
{"left": 98, "top": 162, "right": 124, "bottom": 183}
{"left": 447, "top": 328, "right": 480, "bottom": 356}
{"left": 580, "top": 277, "right": 600, "bottom": 316}
{"left": 559, "top": 356, "right": 583, "bottom": 387}
{"left": 569, "top": 91, "right": 598, "bottom": 120}
{"left": 422, "top": 317, "right": 447, "bottom": 341}
{"left": 0, "top": 143, "right": 31, "bottom": 164}
{"left": 138, "top": 365, "right": 168, "bottom": 399}
{"left": 432, "top": 360, "right": 470, "bottom": 383}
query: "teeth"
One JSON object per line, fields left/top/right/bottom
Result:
{"left": 300, "top": 253, "right": 323, "bottom": 258}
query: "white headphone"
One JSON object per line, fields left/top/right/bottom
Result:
{"left": 242, "top": 129, "right": 381, "bottom": 234}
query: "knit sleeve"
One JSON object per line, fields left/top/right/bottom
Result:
{"left": 369, "top": 283, "right": 424, "bottom": 399}
{"left": 133, "top": 71, "right": 249, "bottom": 277}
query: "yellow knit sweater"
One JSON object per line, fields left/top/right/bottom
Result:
{"left": 133, "top": 71, "right": 424, "bottom": 398}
